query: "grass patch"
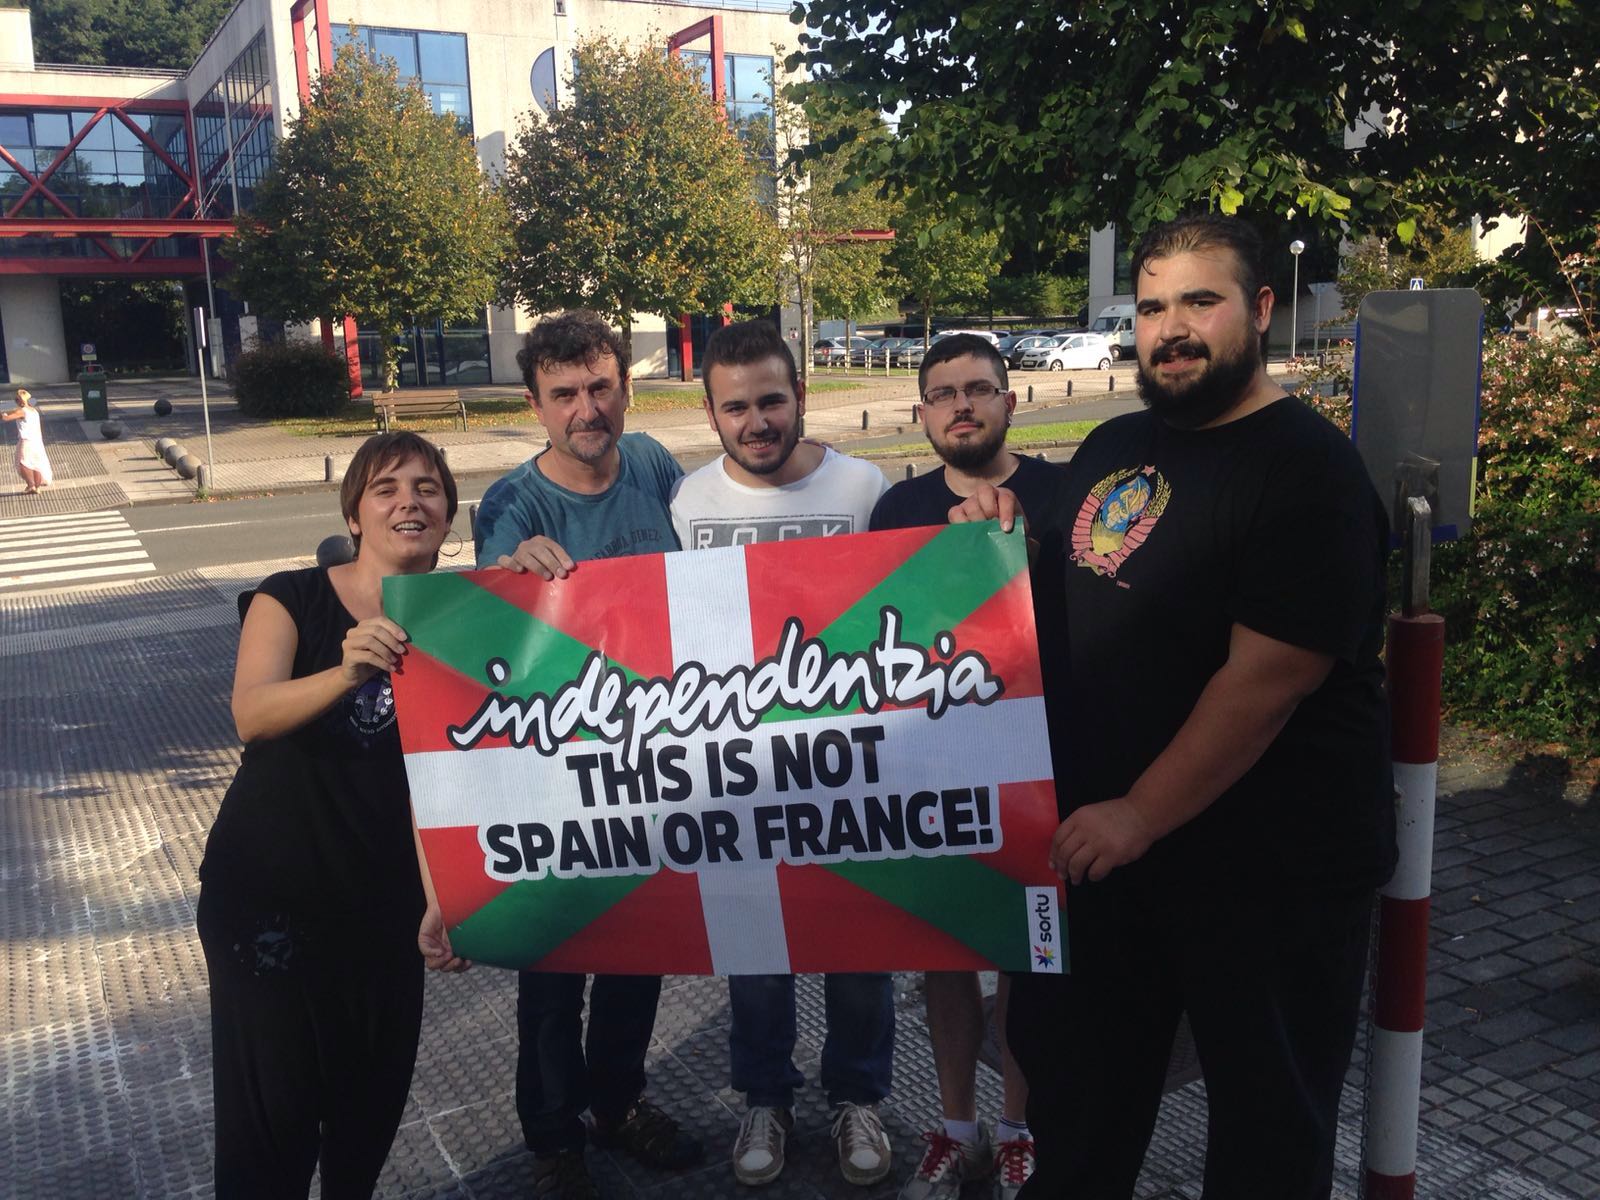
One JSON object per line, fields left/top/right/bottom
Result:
{"left": 269, "top": 380, "right": 868, "bottom": 437}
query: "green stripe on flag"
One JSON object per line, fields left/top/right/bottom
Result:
{"left": 448, "top": 872, "right": 653, "bottom": 968}
{"left": 385, "top": 572, "right": 639, "bottom": 696}
{"left": 825, "top": 855, "right": 1029, "bottom": 967}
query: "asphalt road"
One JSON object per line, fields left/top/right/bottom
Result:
{"left": 122, "top": 392, "right": 1144, "bottom": 577}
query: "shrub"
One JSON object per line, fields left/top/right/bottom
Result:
{"left": 1433, "top": 336, "right": 1600, "bottom": 755}
{"left": 232, "top": 339, "right": 351, "bottom": 418}
{"left": 1293, "top": 335, "right": 1599, "bottom": 756}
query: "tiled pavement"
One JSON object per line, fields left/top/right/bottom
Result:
{"left": 2, "top": 562, "right": 1597, "bottom": 1199}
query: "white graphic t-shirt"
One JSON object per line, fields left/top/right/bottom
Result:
{"left": 670, "top": 447, "right": 890, "bottom": 549}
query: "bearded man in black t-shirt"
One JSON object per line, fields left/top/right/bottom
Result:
{"left": 957, "top": 216, "right": 1396, "bottom": 1200}
{"left": 870, "top": 333, "right": 1065, "bottom": 1200}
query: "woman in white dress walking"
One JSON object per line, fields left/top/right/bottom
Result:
{"left": 2, "top": 388, "right": 53, "bottom": 494}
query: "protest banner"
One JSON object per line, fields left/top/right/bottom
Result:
{"left": 385, "top": 520, "right": 1065, "bottom": 976}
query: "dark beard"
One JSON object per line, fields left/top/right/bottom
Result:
{"left": 1136, "top": 336, "right": 1260, "bottom": 430}
{"left": 725, "top": 420, "right": 801, "bottom": 476}
{"left": 932, "top": 420, "right": 1008, "bottom": 471}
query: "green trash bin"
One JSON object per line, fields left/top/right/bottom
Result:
{"left": 79, "top": 369, "right": 108, "bottom": 421}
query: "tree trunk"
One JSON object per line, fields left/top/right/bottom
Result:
{"left": 379, "top": 327, "right": 402, "bottom": 393}
{"left": 619, "top": 315, "right": 634, "bottom": 375}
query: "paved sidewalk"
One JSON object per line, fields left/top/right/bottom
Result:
{"left": 3, "top": 563, "right": 1598, "bottom": 1199}
{"left": 9, "top": 367, "right": 1132, "bottom": 506}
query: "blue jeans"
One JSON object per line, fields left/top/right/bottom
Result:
{"left": 515, "top": 971, "right": 662, "bottom": 1155}
{"left": 729, "top": 973, "right": 895, "bottom": 1109}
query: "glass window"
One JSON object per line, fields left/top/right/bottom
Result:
{"left": 372, "top": 30, "right": 419, "bottom": 77}
{"left": 729, "top": 55, "right": 772, "bottom": 105}
{"left": 0, "top": 115, "right": 26, "bottom": 145}
{"left": 33, "top": 113, "right": 71, "bottom": 147}
{"left": 418, "top": 32, "right": 468, "bottom": 85}
{"left": 75, "top": 117, "right": 114, "bottom": 150}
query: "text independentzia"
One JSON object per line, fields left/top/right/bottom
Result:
{"left": 447, "top": 609, "right": 1002, "bottom": 768}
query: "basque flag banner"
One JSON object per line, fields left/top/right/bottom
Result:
{"left": 384, "top": 520, "right": 1066, "bottom": 976}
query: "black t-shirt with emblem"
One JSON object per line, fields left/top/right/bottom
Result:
{"left": 1054, "top": 397, "right": 1396, "bottom": 891}
{"left": 200, "top": 567, "right": 425, "bottom": 944}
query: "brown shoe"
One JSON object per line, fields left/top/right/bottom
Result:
{"left": 592, "top": 1098, "right": 705, "bottom": 1170}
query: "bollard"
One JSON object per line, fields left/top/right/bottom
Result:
{"left": 905, "top": 463, "right": 915, "bottom": 480}
{"left": 1027, "top": 385, "right": 1034, "bottom": 404}
{"left": 440, "top": 446, "right": 449, "bottom": 463}
{"left": 911, "top": 403, "right": 921, "bottom": 424}
{"left": 176, "top": 453, "right": 201, "bottom": 480}
{"left": 862, "top": 410, "right": 870, "bottom": 431}
{"left": 1108, "top": 374, "right": 1116, "bottom": 391}
{"left": 197, "top": 463, "right": 210, "bottom": 491}
{"left": 316, "top": 534, "right": 356, "bottom": 567}
{"left": 163, "top": 443, "right": 187, "bottom": 467}
{"left": 154, "top": 437, "right": 175, "bottom": 459}
{"left": 324, "top": 455, "right": 335, "bottom": 483}
{"left": 1068, "top": 380, "right": 1073, "bottom": 397}
{"left": 469, "top": 502, "right": 479, "bottom": 541}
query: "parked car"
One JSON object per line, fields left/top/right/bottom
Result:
{"left": 812, "top": 336, "right": 874, "bottom": 366}
{"left": 1022, "top": 332, "right": 1116, "bottom": 371}
{"left": 1008, "top": 335, "right": 1062, "bottom": 369}
{"left": 851, "top": 337, "right": 907, "bottom": 367}
{"left": 895, "top": 340, "right": 932, "bottom": 367}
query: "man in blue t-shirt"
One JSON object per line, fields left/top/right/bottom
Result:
{"left": 468, "top": 310, "right": 697, "bottom": 1199}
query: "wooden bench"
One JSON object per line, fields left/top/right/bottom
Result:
{"left": 373, "top": 388, "right": 466, "bottom": 432}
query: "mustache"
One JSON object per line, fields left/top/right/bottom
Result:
{"left": 567, "top": 416, "right": 612, "bottom": 434}
{"left": 1150, "top": 339, "right": 1210, "bottom": 365}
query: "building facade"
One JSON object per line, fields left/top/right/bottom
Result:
{"left": 0, "top": 0, "right": 797, "bottom": 384}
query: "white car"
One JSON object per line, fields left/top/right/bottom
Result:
{"left": 1019, "top": 332, "right": 1115, "bottom": 371}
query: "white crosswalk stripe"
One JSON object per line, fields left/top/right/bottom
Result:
{"left": 0, "top": 509, "right": 156, "bottom": 591}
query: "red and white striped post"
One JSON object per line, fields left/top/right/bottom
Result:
{"left": 1364, "top": 497, "right": 1445, "bottom": 1200}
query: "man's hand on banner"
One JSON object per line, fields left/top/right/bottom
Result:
{"left": 341, "top": 617, "right": 409, "bottom": 688}
{"left": 418, "top": 902, "right": 471, "bottom": 973}
{"left": 1048, "top": 798, "right": 1156, "bottom": 885}
{"left": 947, "top": 484, "right": 1026, "bottom": 535}
{"left": 496, "top": 535, "right": 577, "bottom": 580}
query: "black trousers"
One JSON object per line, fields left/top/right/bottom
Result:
{"left": 198, "top": 890, "right": 424, "bottom": 1200}
{"left": 1009, "top": 875, "right": 1374, "bottom": 1200}
{"left": 515, "top": 971, "right": 663, "bottom": 1154}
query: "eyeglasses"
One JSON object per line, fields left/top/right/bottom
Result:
{"left": 922, "top": 382, "right": 1005, "bottom": 407}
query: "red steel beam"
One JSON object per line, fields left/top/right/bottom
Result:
{"left": 0, "top": 93, "right": 188, "bottom": 112}
{"left": 0, "top": 257, "right": 207, "bottom": 277}
{"left": 0, "top": 218, "right": 236, "bottom": 236}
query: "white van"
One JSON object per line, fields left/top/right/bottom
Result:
{"left": 1090, "top": 304, "right": 1136, "bottom": 359}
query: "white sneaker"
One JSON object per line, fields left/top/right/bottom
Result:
{"left": 898, "top": 1128, "right": 993, "bottom": 1199}
{"left": 831, "top": 1101, "right": 893, "bottom": 1186}
{"left": 732, "top": 1106, "right": 793, "bottom": 1186}
{"left": 993, "top": 1135, "right": 1035, "bottom": 1200}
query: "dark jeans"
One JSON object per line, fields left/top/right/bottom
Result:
{"left": 1010, "top": 875, "right": 1374, "bottom": 1200}
{"left": 729, "top": 973, "right": 895, "bottom": 1109}
{"left": 198, "top": 890, "right": 423, "bottom": 1200}
{"left": 515, "top": 971, "right": 663, "bottom": 1155}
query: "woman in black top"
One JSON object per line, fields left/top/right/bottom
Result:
{"left": 198, "top": 432, "right": 465, "bottom": 1198}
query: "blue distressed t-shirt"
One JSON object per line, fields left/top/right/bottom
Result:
{"left": 473, "top": 432, "right": 684, "bottom": 567}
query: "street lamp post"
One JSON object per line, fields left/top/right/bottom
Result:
{"left": 1289, "top": 239, "right": 1305, "bottom": 361}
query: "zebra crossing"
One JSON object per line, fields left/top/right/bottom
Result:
{"left": 0, "top": 508, "right": 156, "bottom": 593}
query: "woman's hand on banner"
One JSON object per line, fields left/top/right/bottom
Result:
{"left": 497, "top": 535, "right": 577, "bottom": 580}
{"left": 1048, "top": 798, "right": 1156, "bottom": 885}
{"left": 341, "top": 617, "right": 409, "bottom": 688}
{"left": 418, "top": 902, "right": 471, "bottom": 973}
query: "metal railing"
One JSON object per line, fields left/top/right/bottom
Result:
{"left": 32, "top": 62, "right": 187, "bottom": 79}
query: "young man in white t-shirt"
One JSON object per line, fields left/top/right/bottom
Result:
{"left": 669, "top": 319, "right": 893, "bottom": 1189}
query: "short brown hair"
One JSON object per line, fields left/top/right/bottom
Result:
{"left": 340, "top": 432, "right": 458, "bottom": 554}
{"left": 702, "top": 319, "right": 798, "bottom": 400}
{"left": 516, "top": 310, "right": 630, "bottom": 398}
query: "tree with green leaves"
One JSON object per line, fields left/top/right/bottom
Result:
{"left": 886, "top": 199, "right": 1000, "bottom": 345}
{"left": 757, "top": 69, "right": 899, "bottom": 378}
{"left": 1337, "top": 210, "right": 1481, "bottom": 319}
{"left": 499, "top": 38, "right": 779, "bottom": 363}
{"left": 225, "top": 44, "right": 508, "bottom": 392}
{"left": 794, "top": 0, "right": 1599, "bottom": 339}
{"left": 29, "top": 0, "right": 234, "bottom": 70}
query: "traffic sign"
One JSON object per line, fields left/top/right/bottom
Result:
{"left": 1408, "top": 277, "right": 1425, "bottom": 290}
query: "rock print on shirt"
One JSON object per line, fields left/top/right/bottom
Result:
{"left": 1070, "top": 465, "right": 1170, "bottom": 579}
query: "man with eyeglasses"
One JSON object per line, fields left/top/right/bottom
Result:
{"left": 869, "top": 332, "right": 1067, "bottom": 1200}
{"left": 668, "top": 318, "right": 897, "bottom": 1191}
{"left": 472, "top": 310, "right": 701, "bottom": 1200}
